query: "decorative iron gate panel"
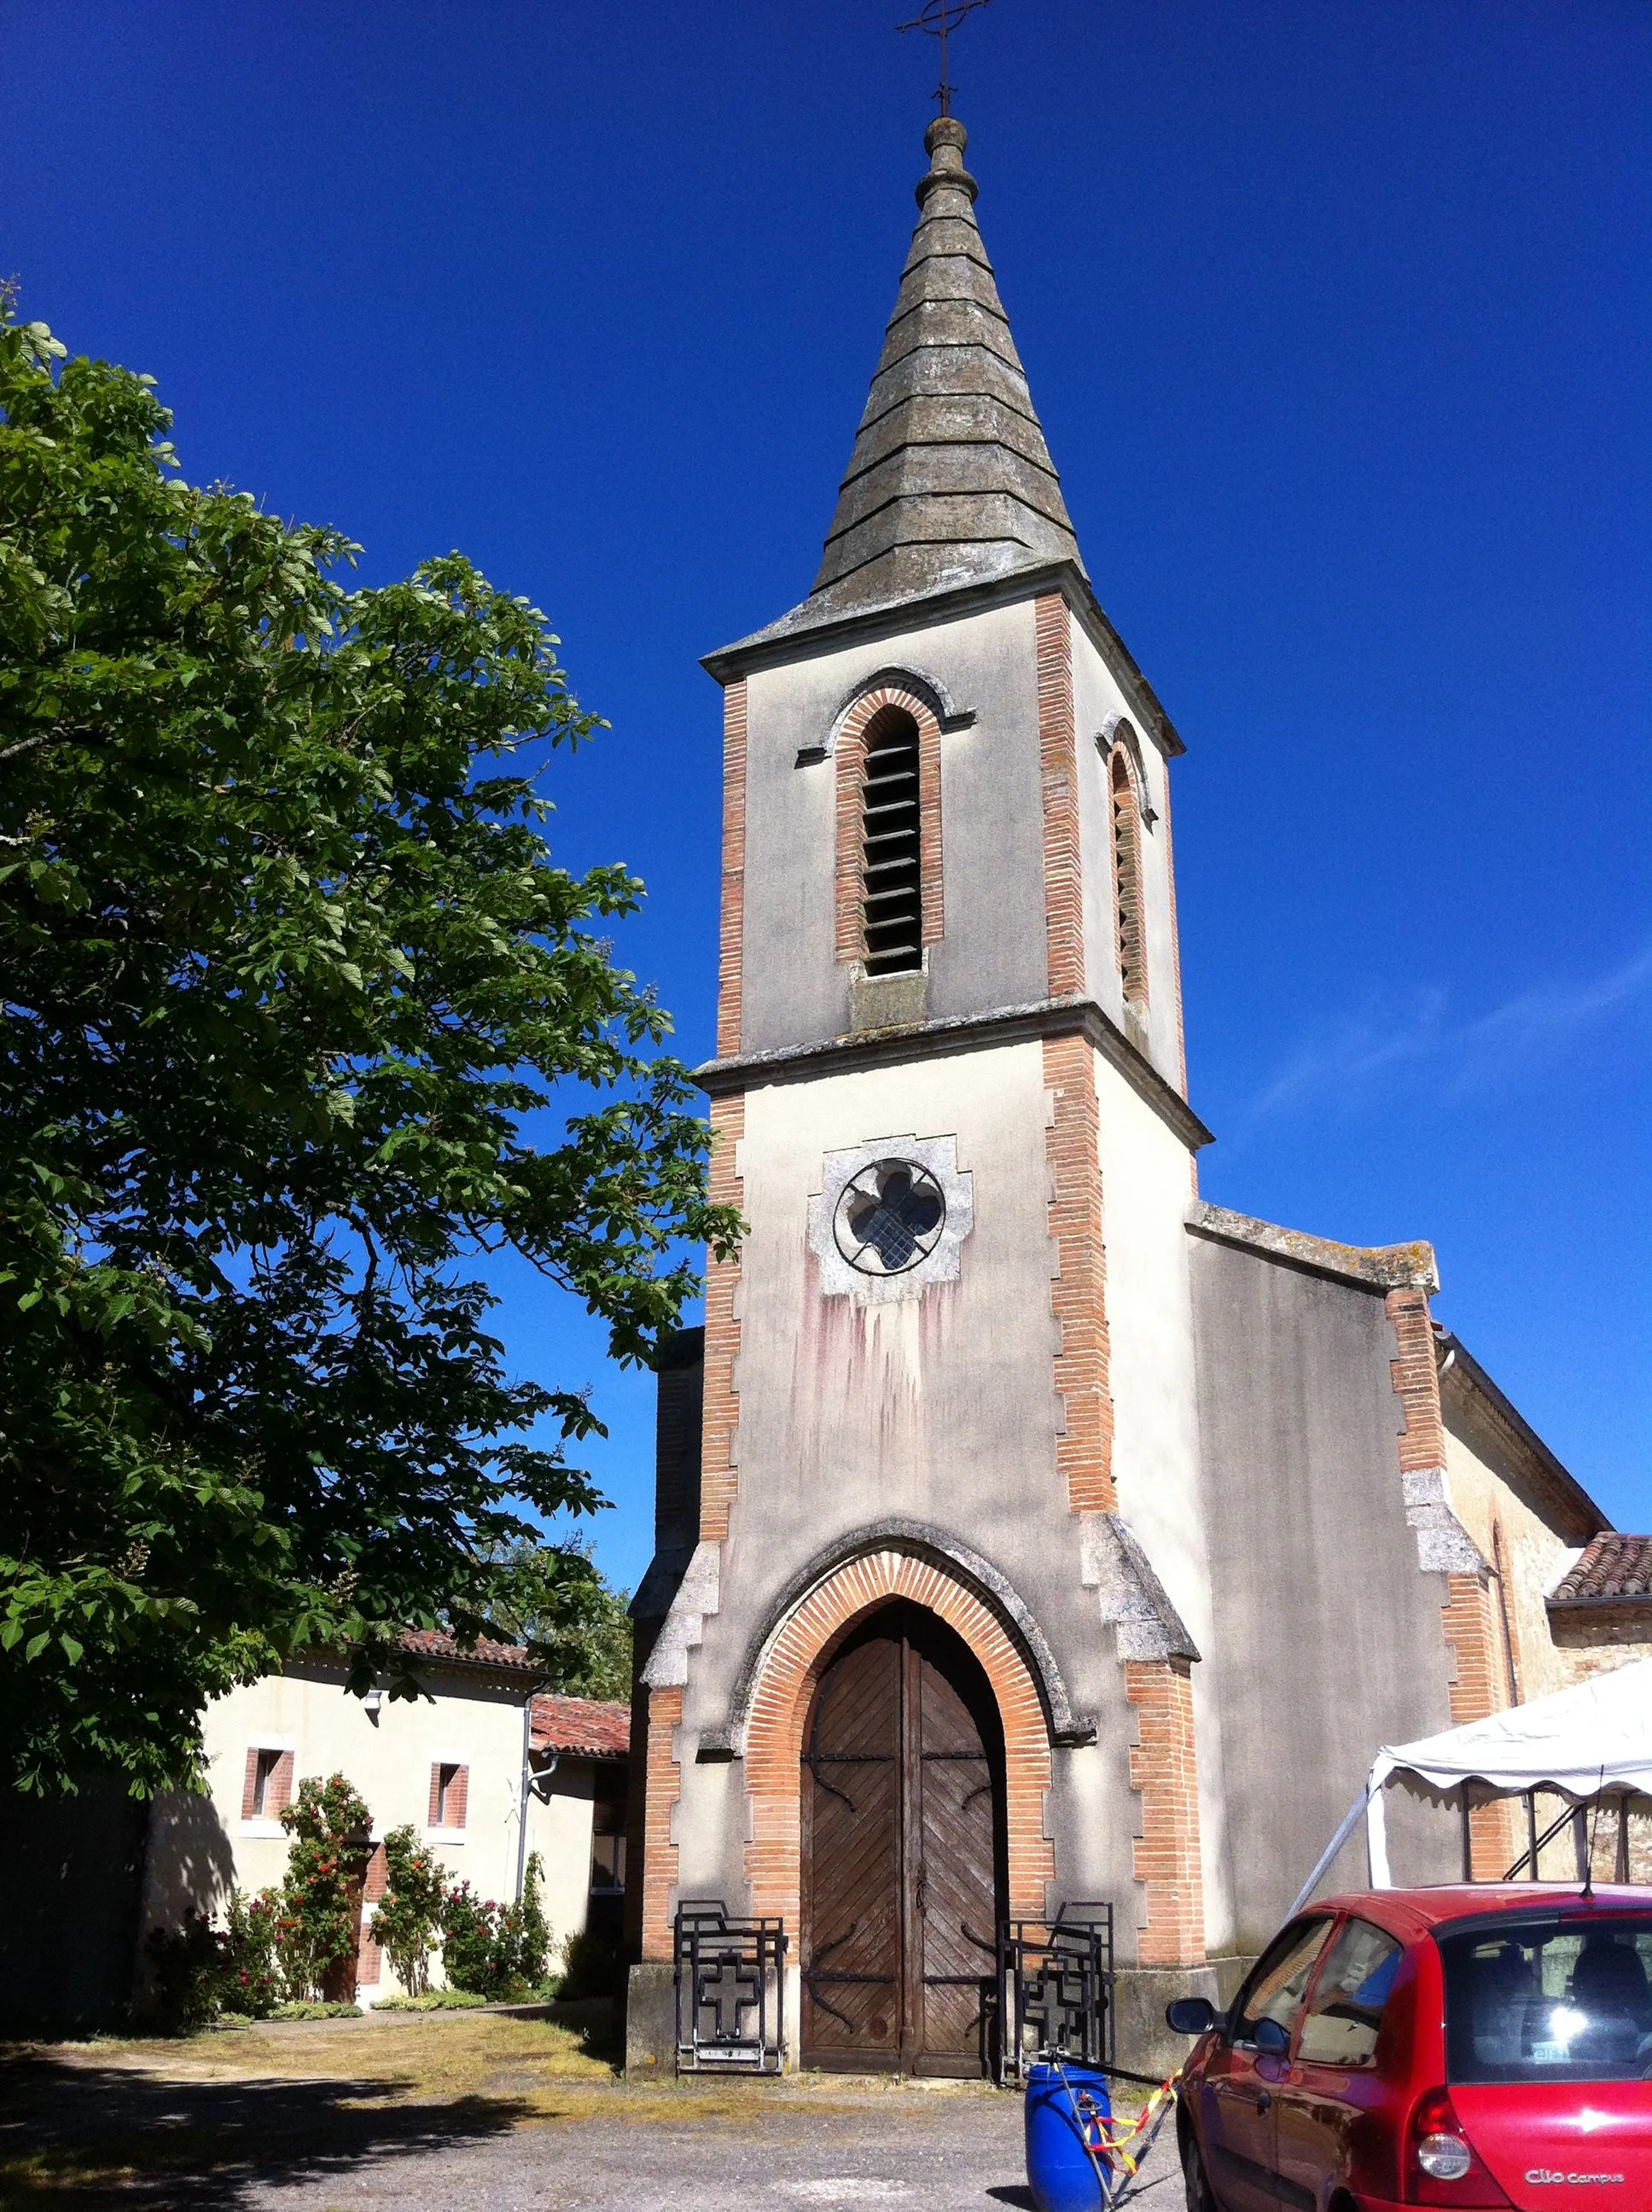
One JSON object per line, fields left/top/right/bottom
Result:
{"left": 998, "top": 1902, "right": 1115, "bottom": 2084}
{"left": 674, "top": 1901, "right": 788, "bottom": 2073}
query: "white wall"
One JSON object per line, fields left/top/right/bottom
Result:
{"left": 1092, "top": 1046, "right": 1231, "bottom": 1951}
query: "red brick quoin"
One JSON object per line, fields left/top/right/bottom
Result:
{"left": 1387, "top": 1283, "right": 1515, "bottom": 1877}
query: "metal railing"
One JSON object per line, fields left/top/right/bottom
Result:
{"left": 673, "top": 1901, "right": 788, "bottom": 2074}
{"left": 997, "top": 1901, "right": 1115, "bottom": 2085}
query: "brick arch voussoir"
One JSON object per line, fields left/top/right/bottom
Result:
{"left": 742, "top": 1549, "right": 1054, "bottom": 1928}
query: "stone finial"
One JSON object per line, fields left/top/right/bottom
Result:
{"left": 917, "top": 114, "right": 978, "bottom": 207}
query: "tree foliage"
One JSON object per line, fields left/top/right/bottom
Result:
{"left": 481, "top": 1537, "right": 633, "bottom": 1701}
{"left": 0, "top": 296, "right": 737, "bottom": 1792}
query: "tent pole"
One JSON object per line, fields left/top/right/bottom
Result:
{"left": 1460, "top": 1784, "right": 1473, "bottom": 1883}
{"left": 1616, "top": 1795, "right": 1632, "bottom": 1885}
{"left": 1526, "top": 1791, "right": 1538, "bottom": 1881}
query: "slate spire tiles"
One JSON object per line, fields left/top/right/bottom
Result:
{"left": 806, "top": 114, "right": 1085, "bottom": 619}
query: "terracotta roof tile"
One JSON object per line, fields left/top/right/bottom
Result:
{"left": 396, "top": 1627, "right": 541, "bottom": 1674}
{"left": 1550, "top": 1534, "right": 1652, "bottom": 1605}
{"left": 531, "top": 1694, "right": 631, "bottom": 1761}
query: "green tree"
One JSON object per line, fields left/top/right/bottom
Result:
{"left": 0, "top": 297, "right": 738, "bottom": 1793}
{"left": 482, "top": 1536, "right": 633, "bottom": 1701}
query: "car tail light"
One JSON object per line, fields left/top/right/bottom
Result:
{"left": 1407, "top": 2088, "right": 1512, "bottom": 2207}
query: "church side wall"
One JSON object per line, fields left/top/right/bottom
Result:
{"left": 661, "top": 1039, "right": 1147, "bottom": 1958}
{"left": 1187, "top": 1236, "right": 1463, "bottom": 1953}
{"left": 1094, "top": 1051, "right": 1234, "bottom": 1953}
{"left": 1437, "top": 1387, "right": 1586, "bottom": 1706}
{"left": 736, "top": 600, "right": 1049, "bottom": 1056}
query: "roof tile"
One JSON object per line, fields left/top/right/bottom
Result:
{"left": 1550, "top": 1534, "right": 1652, "bottom": 1604}
{"left": 531, "top": 1694, "right": 631, "bottom": 1761}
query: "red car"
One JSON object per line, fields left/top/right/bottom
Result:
{"left": 1165, "top": 1885, "right": 1652, "bottom": 2211}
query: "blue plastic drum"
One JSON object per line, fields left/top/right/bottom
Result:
{"left": 1024, "top": 2060, "right": 1114, "bottom": 2211}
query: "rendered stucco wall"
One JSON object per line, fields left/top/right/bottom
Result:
{"left": 665, "top": 1038, "right": 1156, "bottom": 1958}
{"left": 1094, "top": 1057, "right": 1230, "bottom": 1950}
{"left": 1187, "top": 1234, "right": 1463, "bottom": 1950}
{"left": 736, "top": 598, "right": 1048, "bottom": 1052}
{"left": 1069, "top": 617, "right": 1182, "bottom": 1090}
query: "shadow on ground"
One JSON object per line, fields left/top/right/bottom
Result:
{"left": 0, "top": 2051, "right": 535, "bottom": 2207}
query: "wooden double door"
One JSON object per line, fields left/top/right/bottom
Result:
{"left": 800, "top": 1603, "right": 1005, "bottom": 2075}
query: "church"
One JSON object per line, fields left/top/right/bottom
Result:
{"left": 621, "top": 114, "right": 1617, "bottom": 2078}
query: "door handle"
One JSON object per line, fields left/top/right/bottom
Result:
{"left": 1255, "top": 2089, "right": 1271, "bottom": 2114}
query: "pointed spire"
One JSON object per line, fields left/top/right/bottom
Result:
{"left": 806, "top": 116, "right": 1085, "bottom": 618}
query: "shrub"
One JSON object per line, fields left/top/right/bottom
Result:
{"left": 556, "top": 1924, "right": 626, "bottom": 2002}
{"left": 277, "top": 1773, "right": 374, "bottom": 2001}
{"left": 371, "top": 1988, "right": 487, "bottom": 2011}
{"left": 270, "top": 2000, "right": 363, "bottom": 2020}
{"left": 145, "top": 1910, "right": 226, "bottom": 2034}
{"left": 370, "top": 1825, "right": 446, "bottom": 1996}
{"left": 439, "top": 1857, "right": 550, "bottom": 2000}
{"left": 223, "top": 1888, "right": 284, "bottom": 2017}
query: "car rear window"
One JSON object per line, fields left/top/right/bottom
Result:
{"left": 1440, "top": 1915, "right": 1652, "bottom": 2085}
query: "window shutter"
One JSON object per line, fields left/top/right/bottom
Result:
{"left": 428, "top": 1763, "right": 444, "bottom": 1826}
{"left": 241, "top": 1748, "right": 262, "bottom": 1821}
{"left": 356, "top": 1842, "right": 387, "bottom": 1986}
{"left": 448, "top": 1766, "right": 468, "bottom": 1830}
{"left": 270, "top": 1750, "right": 294, "bottom": 1816}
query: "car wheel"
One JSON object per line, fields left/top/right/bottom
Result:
{"left": 1180, "top": 2123, "right": 1219, "bottom": 2212}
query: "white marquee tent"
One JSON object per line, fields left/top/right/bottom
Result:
{"left": 1289, "top": 1662, "right": 1652, "bottom": 1913}
{"left": 1367, "top": 1659, "right": 1652, "bottom": 1887}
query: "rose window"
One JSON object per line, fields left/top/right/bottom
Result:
{"left": 832, "top": 1161, "right": 947, "bottom": 1277}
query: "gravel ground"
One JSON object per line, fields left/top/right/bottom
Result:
{"left": 3, "top": 2018, "right": 1189, "bottom": 2211}
{"left": 238, "top": 2078, "right": 1190, "bottom": 2211}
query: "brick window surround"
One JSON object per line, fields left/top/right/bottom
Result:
{"left": 1109, "top": 745, "right": 1149, "bottom": 1011}
{"left": 428, "top": 1761, "right": 468, "bottom": 1831}
{"left": 241, "top": 1746, "right": 294, "bottom": 1822}
{"left": 833, "top": 684, "right": 944, "bottom": 969}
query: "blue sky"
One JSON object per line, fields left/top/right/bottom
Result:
{"left": 5, "top": 2, "right": 1648, "bottom": 1589}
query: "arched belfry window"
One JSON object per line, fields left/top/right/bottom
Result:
{"left": 1110, "top": 743, "right": 1149, "bottom": 1010}
{"left": 859, "top": 706, "right": 922, "bottom": 975}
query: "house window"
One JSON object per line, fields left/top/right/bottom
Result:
{"left": 241, "top": 1745, "right": 294, "bottom": 1822}
{"left": 860, "top": 707, "right": 922, "bottom": 975}
{"left": 590, "top": 1833, "right": 626, "bottom": 1895}
{"left": 1110, "top": 745, "right": 1149, "bottom": 1012}
{"left": 428, "top": 1761, "right": 468, "bottom": 1831}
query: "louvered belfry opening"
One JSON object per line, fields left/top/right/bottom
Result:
{"left": 860, "top": 707, "right": 923, "bottom": 975}
{"left": 1110, "top": 748, "right": 1149, "bottom": 1010}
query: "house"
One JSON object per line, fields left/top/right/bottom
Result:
{"left": 137, "top": 1635, "right": 630, "bottom": 2000}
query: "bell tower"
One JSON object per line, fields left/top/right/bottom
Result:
{"left": 628, "top": 114, "right": 1229, "bottom": 2075}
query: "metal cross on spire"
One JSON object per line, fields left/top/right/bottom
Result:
{"left": 897, "top": 0, "right": 989, "bottom": 118}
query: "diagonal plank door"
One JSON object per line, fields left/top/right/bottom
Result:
{"left": 801, "top": 1605, "right": 1002, "bottom": 2075}
{"left": 801, "top": 1633, "right": 903, "bottom": 2066}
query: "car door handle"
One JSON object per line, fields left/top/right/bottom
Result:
{"left": 1255, "top": 2089, "right": 1271, "bottom": 2114}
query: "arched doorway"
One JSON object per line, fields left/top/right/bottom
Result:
{"left": 800, "top": 1601, "right": 1005, "bottom": 2076}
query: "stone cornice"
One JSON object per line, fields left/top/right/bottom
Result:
{"left": 701, "top": 559, "right": 1185, "bottom": 760}
{"left": 1185, "top": 1200, "right": 1438, "bottom": 1294}
{"left": 694, "top": 992, "right": 1213, "bottom": 1153}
